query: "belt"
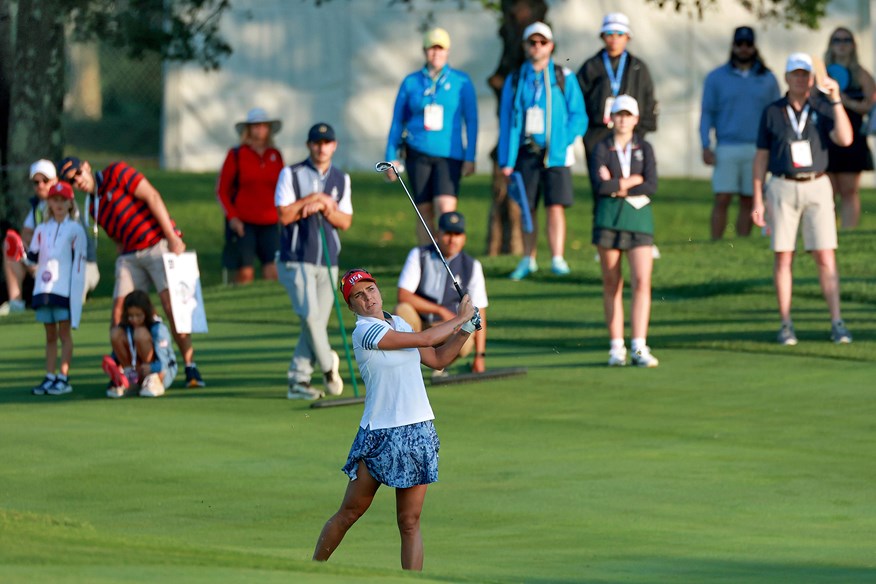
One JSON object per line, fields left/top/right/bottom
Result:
{"left": 778, "top": 172, "right": 825, "bottom": 182}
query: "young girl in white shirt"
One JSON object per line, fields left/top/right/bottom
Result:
{"left": 27, "top": 182, "right": 87, "bottom": 395}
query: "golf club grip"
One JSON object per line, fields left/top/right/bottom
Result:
{"left": 453, "top": 282, "right": 482, "bottom": 331}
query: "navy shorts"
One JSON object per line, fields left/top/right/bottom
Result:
{"left": 223, "top": 221, "right": 279, "bottom": 270}
{"left": 342, "top": 420, "right": 440, "bottom": 488}
{"left": 406, "top": 148, "right": 462, "bottom": 204}
{"left": 516, "top": 148, "right": 574, "bottom": 209}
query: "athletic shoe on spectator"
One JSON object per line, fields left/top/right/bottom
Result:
{"left": 323, "top": 351, "right": 343, "bottom": 396}
{"left": 185, "top": 364, "right": 206, "bottom": 388}
{"left": 287, "top": 381, "right": 324, "bottom": 400}
{"left": 608, "top": 347, "right": 627, "bottom": 367}
{"left": 0, "top": 299, "right": 26, "bottom": 316}
{"left": 509, "top": 257, "right": 538, "bottom": 281}
{"left": 777, "top": 323, "right": 798, "bottom": 346}
{"left": 106, "top": 385, "right": 127, "bottom": 399}
{"left": 631, "top": 346, "right": 659, "bottom": 368}
{"left": 830, "top": 321, "right": 852, "bottom": 344}
{"left": 31, "top": 375, "right": 55, "bottom": 396}
{"left": 46, "top": 378, "right": 72, "bottom": 395}
{"left": 140, "top": 373, "right": 165, "bottom": 397}
{"left": 551, "top": 257, "right": 571, "bottom": 276}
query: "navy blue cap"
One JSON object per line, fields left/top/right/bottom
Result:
{"left": 438, "top": 211, "right": 466, "bottom": 233}
{"left": 308, "top": 123, "right": 336, "bottom": 142}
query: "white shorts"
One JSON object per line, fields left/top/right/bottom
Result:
{"left": 712, "top": 143, "right": 756, "bottom": 196}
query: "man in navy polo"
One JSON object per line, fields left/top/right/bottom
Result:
{"left": 275, "top": 123, "right": 353, "bottom": 399}
{"left": 751, "top": 53, "right": 853, "bottom": 346}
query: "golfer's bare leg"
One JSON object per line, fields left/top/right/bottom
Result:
{"left": 133, "top": 326, "right": 156, "bottom": 365}
{"left": 434, "top": 194, "right": 456, "bottom": 216}
{"left": 811, "top": 249, "right": 842, "bottom": 321}
{"left": 313, "top": 460, "right": 380, "bottom": 562}
{"left": 774, "top": 251, "right": 794, "bottom": 323}
{"left": 159, "top": 288, "right": 194, "bottom": 366}
{"left": 834, "top": 172, "right": 861, "bottom": 229}
{"left": 628, "top": 245, "right": 654, "bottom": 340}
{"left": 522, "top": 210, "right": 538, "bottom": 260}
{"left": 110, "top": 326, "right": 132, "bottom": 367}
{"left": 235, "top": 266, "right": 255, "bottom": 285}
{"left": 262, "top": 262, "right": 278, "bottom": 281}
{"left": 58, "top": 321, "right": 73, "bottom": 377}
{"left": 396, "top": 483, "right": 428, "bottom": 571}
{"left": 3, "top": 255, "right": 25, "bottom": 301}
{"left": 598, "top": 247, "right": 624, "bottom": 340}
{"left": 546, "top": 204, "right": 566, "bottom": 258}
{"left": 711, "top": 193, "right": 732, "bottom": 239}
{"left": 44, "top": 324, "right": 58, "bottom": 374}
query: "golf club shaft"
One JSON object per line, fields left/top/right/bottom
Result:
{"left": 376, "top": 161, "right": 480, "bottom": 330}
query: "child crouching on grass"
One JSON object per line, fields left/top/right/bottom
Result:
{"left": 25, "top": 182, "right": 87, "bottom": 395}
{"left": 103, "top": 290, "right": 178, "bottom": 398}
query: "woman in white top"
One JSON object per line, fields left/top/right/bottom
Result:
{"left": 312, "top": 268, "right": 477, "bottom": 571}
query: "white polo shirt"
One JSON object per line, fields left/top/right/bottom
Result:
{"left": 352, "top": 312, "right": 434, "bottom": 430}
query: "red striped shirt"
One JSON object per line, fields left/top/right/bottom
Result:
{"left": 89, "top": 162, "right": 177, "bottom": 254}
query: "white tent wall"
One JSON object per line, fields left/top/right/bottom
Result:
{"left": 162, "top": 0, "right": 872, "bottom": 179}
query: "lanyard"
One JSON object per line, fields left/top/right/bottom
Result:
{"left": 602, "top": 51, "right": 628, "bottom": 97}
{"left": 424, "top": 67, "right": 448, "bottom": 102}
{"left": 786, "top": 104, "right": 810, "bottom": 140}
{"left": 614, "top": 140, "right": 632, "bottom": 178}
{"left": 532, "top": 70, "right": 544, "bottom": 105}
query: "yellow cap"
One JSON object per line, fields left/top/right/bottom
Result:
{"left": 423, "top": 27, "right": 451, "bottom": 50}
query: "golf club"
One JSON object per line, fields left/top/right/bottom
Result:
{"left": 375, "top": 161, "right": 480, "bottom": 329}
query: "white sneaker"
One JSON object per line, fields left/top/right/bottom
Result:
{"left": 106, "top": 385, "right": 127, "bottom": 399}
{"left": 287, "top": 381, "right": 324, "bottom": 401}
{"left": 140, "top": 373, "right": 166, "bottom": 397}
{"left": 46, "top": 378, "right": 73, "bottom": 395}
{"left": 323, "top": 351, "right": 344, "bottom": 396}
{"left": 631, "top": 346, "right": 659, "bottom": 368}
{"left": 608, "top": 347, "right": 627, "bottom": 367}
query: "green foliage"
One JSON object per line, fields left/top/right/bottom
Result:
{"left": 0, "top": 172, "right": 874, "bottom": 582}
{"left": 646, "top": 0, "right": 830, "bottom": 28}
{"left": 67, "top": 0, "right": 232, "bottom": 68}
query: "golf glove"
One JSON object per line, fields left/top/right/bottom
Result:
{"left": 461, "top": 307, "right": 481, "bottom": 334}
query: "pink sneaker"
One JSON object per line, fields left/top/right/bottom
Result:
{"left": 102, "top": 355, "right": 129, "bottom": 390}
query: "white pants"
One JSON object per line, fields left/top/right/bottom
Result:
{"left": 278, "top": 261, "right": 338, "bottom": 383}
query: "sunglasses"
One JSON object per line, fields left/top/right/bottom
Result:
{"left": 527, "top": 39, "right": 550, "bottom": 47}
{"left": 831, "top": 37, "right": 853, "bottom": 44}
{"left": 603, "top": 31, "right": 626, "bottom": 38}
{"left": 734, "top": 40, "right": 754, "bottom": 47}
{"left": 62, "top": 169, "right": 82, "bottom": 184}
{"left": 32, "top": 178, "right": 51, "bottom": 185}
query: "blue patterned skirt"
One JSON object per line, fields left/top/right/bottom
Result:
{"left": 342, "top": 421, "right": 440, "bottom": 488}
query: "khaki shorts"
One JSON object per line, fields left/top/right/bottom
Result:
{"left": 765, "top": 175, "right": 837, "bottom": 252}
{"left": 114, "top": 240, "right": 169, "bottom": 298}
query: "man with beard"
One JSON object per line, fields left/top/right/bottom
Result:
{"left": 700, "top": 26, "right": 780, "bottom": 239}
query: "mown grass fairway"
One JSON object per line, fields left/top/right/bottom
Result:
{"left": 1, "top": 171, "right": 874, "bottom": 583}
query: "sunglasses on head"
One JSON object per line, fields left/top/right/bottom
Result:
{"left": 62, "top": 169, "right": 82, "bottom": 184}
{"left": 527, "top": 38, "right": 550, "bottom": 47}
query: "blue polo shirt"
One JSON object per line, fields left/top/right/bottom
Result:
{"left": 756, "top": 94, "right": 835, "bottom": 176}
{"left": 700, "top": 62, "right": 780, "bottom": 148}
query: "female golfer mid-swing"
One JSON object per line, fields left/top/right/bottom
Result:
{"left": 312, "top": 268, "right": 478, "bottom": 571}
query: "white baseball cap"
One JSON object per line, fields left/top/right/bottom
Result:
{"left": 600, "top": 13, "right": 632, "bottom": 37}
{"left": 523, "top": 22, "right": 553, "bottom": 42}
{"left": 611, "top": 95, "right": 639, "bottom": 117}
{"left": 29, "top": 159, "right": 57, "bottom": 180}
{"left": 786, "top": 52, "right": 813, "bottom": 73}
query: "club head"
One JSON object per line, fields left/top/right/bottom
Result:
{"left": 375, "top": 161, "right": 394, "bottom": 173}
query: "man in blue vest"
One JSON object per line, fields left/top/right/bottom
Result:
{"left": 275, "top": 123, "right": 353, "bottom": 399}
{"left": 395, "top": 211, "right": 488, "bottom": 374}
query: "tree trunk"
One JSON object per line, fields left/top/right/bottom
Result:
{"left": 67, "top": 42, "right": 102, "bottom": 120}
{"left": 0, "top": 1, "right": 14, "bottom": 223}
{"left": 485, "top": 0, "right": 548, "bottom": 256}
{"left": 7, "top": 0, "right": 66, "bottom": 218}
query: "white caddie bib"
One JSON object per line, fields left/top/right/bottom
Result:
{"left": 525, "top": 106, "right": 545, "bottom": 135}
{"left": 603, "top": 96, "right": 616, "bottom": 127}
{"left": 424, "top": 104, "right": 444, "bottom": 131}
{"left": 790, "top": 140, "right": 813, "bottom": 168}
